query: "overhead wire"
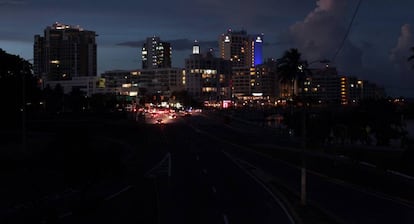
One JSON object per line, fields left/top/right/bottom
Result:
{"left": 331, "top": 0, "right": 363, "bottom": 63}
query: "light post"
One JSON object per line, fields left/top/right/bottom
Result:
{"left": 21, "top": 59, "right": 33, "bottom": 152}
{"left": 21, "top": 67, "right": 26, "bottom": 152}
{"left": 298, "top": 59, "right": 330, "bottom": 206}
{"left": 301, "top": 104, "right": 307, "bottom": 206}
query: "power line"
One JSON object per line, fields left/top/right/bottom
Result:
{"left": 331, "top": 0, "right": 363, "bottom": 63}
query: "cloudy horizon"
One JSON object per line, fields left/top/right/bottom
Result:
{"left": 1, "top": 0, "right": 413, "bottom": 97}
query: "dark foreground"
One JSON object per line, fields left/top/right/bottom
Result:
{"left": 1, "top": 112, "right": 413, "bottom": 223}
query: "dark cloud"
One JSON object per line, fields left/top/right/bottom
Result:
{"left": 288, "top": 0, "right": 363, "bottom": 73}
{"left": 117, "top": 39, "right": 217, "bottom": 51}
{"left": 390, "top": 24, "right": 414, "bottom": 72}
{"left": 0, "top": 0, "right": 25, "bottom": 5}
{"left": 1, "top": 0, "right": 414, "bottom": 96}
{"left": 386, "top": 23, "right": 414, "bottom": 96}
{"left": 117, "top": 41, "right": 144, "bottom": 48}
{"left": 360, "top": 40, "right": 374, "bottom": 50}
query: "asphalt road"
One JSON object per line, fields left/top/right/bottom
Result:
{"left": 60, "top": 113, "right": 295, "bottom": 224}
{"left": 189, "top": 112, "right": 414, "bottom": 224}
{"left": 3, "top": 111, "right": 414, "bottom": 223}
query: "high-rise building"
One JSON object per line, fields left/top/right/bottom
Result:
{"left": 34, "top": 22, "right": 97, "bottom": 81}
{"left": 141, "top": 36, "right": 172, "bottom": 69}
{"left": 219, "top": 29, "right": 263, "bottom": 68}
{"left": 185, "top": 42, "right": 232, "bottom": 102}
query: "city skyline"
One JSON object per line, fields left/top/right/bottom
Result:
{"left": 1, "top": 0, "right": 414, "bottom": 96}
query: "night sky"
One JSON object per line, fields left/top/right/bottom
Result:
{"left": 1, "top": 0, "right": 414, "bottom": 97}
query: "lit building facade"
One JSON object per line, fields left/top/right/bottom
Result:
{"left": 141, "top": 36, "right": 172, "bottom": 69}
{"left": 219, "top": 29, "right": 263, "bottom": 68}
{"left": 139, "top": 68, "right": 185, "bottom": 97}
{"left": 231, "top": 67, "right": 251, "bottom": 98}
{"left": 252, "top": 60, "right": 278, "bottom": 97}
{"left": 101, "top": 68, "right": 185, "bottom": 101}
{"left": 297, "top": 66, "right": 386, "bottom": 105}
{"left": 34, "top": 22, "right": 97, "bottom": 81}
{"left": 185, "top": 42, "right": 232, "bottom": 102}
{"left": 300, "top": 67, "right": 342, "bottom": 104}
{"left": 100, "top": 70, "right": 141, "bottom": 97}
{"left": 340, "top": 76, "right": 386, "bottom": 104}
{"left": 231, "top": 59, "right": 278, "bottom": 100}
{"left": 44, "top": 76, "right": 100, "bottom": 97}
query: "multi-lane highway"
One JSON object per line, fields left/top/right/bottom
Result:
{"left": 5, "top": 111, "right": 413, "bottom": 223}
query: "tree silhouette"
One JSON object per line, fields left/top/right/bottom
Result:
{"left": 0, "top": 49, "right": 41, "bottom": 127}
{"left": 277, "top": 48, "right": 309, "bottom": 99}
{"left": 408, "top": 46, "right": 414, "bottom": 69}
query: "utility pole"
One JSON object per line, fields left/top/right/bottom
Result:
{"left": 22, "top": 66, "right": 26, "bottom": 152}
{"left": 300, "top": 104, "right": 307, "bottom": 206}
{"left": 22, "top": 59, "right": 33, "bottom": 152}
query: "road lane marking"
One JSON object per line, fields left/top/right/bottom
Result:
{"left": 58, "top": 211, "right": 73, "bottom": 219}
{"left": 186, "top": 116, "right": 414, "bottom": 218}
{"left": 145, "top": 152, "right": 172, "bottom": 178}
{"left": 306, "top": 169, "right": 414, "bottom": 209}
{"left": 387, "top": 169, "right": 414, "bottom": 180}
{"left": 105, "top": 185, "right": 133, "bottom": 201}
{"left": 168, "top": 152, "right": 172, "bottom": 177}
{"left": 359, "top": 161, "right": 376, "bottom": 168}
{"left": 223, "top": 214, "right": 230, "bottom": 224}
{"left": 222, "top": 151, "right": 296, "bottom": 224}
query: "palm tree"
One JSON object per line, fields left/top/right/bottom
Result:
{"left": 408, "top": 46, "right": 414, "bottom": 68}
{"left": 277, "top": 48, "right": 309, "bottom": 99}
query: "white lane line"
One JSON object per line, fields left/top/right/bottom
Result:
{"left": 359, "top": 161, "right": 376, "bottom": 168}
{"left": 105, "top": 185, "right": 133, "bottom": 201}
{"left": 223, "top": 214, "right": 230, "bottom": 224}
{"left": 168, "top": 152, "right": 172, "bottom": 177}
{"left": 58, "top": 211, "right": 73, "bottom": 219}
{"left": 144, "top": 152, "right": 172, "bottom": 178}
{"left": 306, "top": 169, "right": 414, "bottom": 209}
{"left": 387, "top": 170, "right": 414, "bottom": 180}
{"left": 212, "top": 186, "right": 217, "bottom": 193}
{"left": 222, "top": 151, "right": 296, "bottom": 224}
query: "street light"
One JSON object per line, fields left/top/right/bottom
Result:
{"left": 299, "top": 59, "right": 330, "bottom": 206}
{"left": 21, "top": 58, "right": 33, "bottom": 152}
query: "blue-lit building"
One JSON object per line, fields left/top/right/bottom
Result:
{"left": 253, "top": 35, "right": 263, "bottom": 66}
{"left": 219, "top": 29, "right": 264, "bottom": 68}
